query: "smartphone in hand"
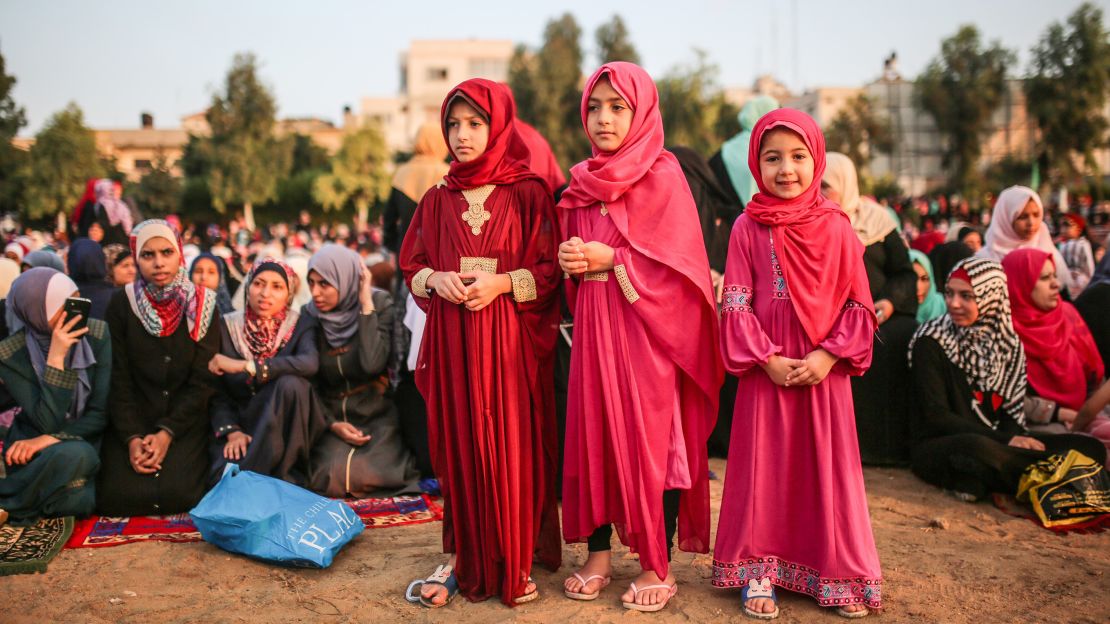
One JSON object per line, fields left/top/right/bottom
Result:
{"left": 63, "top": 297, "right": 92, "bottom": 332}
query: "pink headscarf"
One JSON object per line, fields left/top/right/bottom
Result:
{"left": 743, "top": 108, "right": 875, "bottom": 344}
{"left": 978, "top": 185, "right": 1071, "bottom": 290}
{"left": 1002, "top": 248, "right": 1104, "bottom": 410}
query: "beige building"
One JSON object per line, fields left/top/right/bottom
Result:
{"left": 723, "top": 75, "right": 793, "bottom": 112}
{"left": 353, "top": 39, "right": 515, "bottom": 153}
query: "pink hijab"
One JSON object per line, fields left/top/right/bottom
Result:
{"left": 1003, "top": 248, "right": 1104, "bottom": 410}
{"left": 743, "top": 109, "right": 874, "bottom": 344}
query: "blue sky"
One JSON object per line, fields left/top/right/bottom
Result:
{"left": 1, "top": 0, "right": 1105, "bottom": 134}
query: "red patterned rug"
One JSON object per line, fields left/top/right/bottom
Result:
{"left": 65, "top": 494, "right": 443, "bottom": 549}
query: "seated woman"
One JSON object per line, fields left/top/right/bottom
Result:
{"left": 1075, "top": 254, "right": 1110, "bottom": 372}
{"left": 977, "top": 186, "right": 1074, "bottom": 296}
{"left": 0, "top": 268, "right": 109, "bottom": 526}
{"left": 304, "top": 244, "right": 420, "bottom": 498}
{"left": 823, "top": 152, "right": 918, "bottom": 465}
{"left": 207, "top": 258, "right": 326, "bottom": 486}
{"left": 909, "top": 249, "right": 947, "bottom": 324}
{"left": 1001, "top": 248, "right": 1110, "bottom": 462}
{"left": 66, "top": 238, "right": 116, "bottom": 320}
{"left": 190, "top": 253, "right": 235, "bottom": 315}
{"left": 908, "top": 257, "right": 1106, "bottom": 501}
{"left": 97, "top": 219, "right": 221, "bottom": 516}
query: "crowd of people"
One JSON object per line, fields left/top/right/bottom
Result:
{"left": 1, "top": 60, "right": 1109, "bottom": 620}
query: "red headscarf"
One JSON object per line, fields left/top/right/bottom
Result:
{"left": 559, "top": 61, "right": 722, "bottom": 398}
{"left": 70, "top": 178, "right": 99, "bottom": 226}
{"left": 743, "top": 108, "right": 874, "bottom": 344}
{"left": 440, "top": 79, "right": 539, "bottom": 192}
{"left": 1002, "top": 248, "right": 1104, "bottom": 410}
{"left": 515, "top": 119, "right": 567, "bottom": 192}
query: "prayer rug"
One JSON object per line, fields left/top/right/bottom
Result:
{"left": 0, "top": 516, "right": 74, "bottom": 576}
{"left": 65, "top": 494, "right": 444, "bottom": 549}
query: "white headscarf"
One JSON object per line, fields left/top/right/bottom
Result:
{"left": 823, "top": 152, "right": 897, "bottom": 247}
{"left": 977, "top": 185, "right": 1072, "bottom": 292}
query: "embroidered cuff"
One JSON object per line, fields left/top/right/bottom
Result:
{"left": 842, "top": 300, "right": 868, "bottom": 310}
{"left": 215, "top": 423, "right": 242, "bottom": 438}
{"left": 508, "top": 269, "right": 537, "bottom": 302}
{"left": 44, "top": 366, "right": 78, "bottom": 389}
{"left": 53, "top": 432, "right": 84, "bottom": 441}
{"left": 411, "top": 267, "right": 434, "bottom": 298}
{"left": 721, "top": 285, "right": 754, "bottom": 313}
{"left": 613, "top": 264, "right": 639, "bottom": 304}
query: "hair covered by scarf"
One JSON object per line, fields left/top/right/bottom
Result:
{"left": 979, "top": 185, "right": 1071, "bottom": 291}
{"left": 909, "top": 257, "right": 1027, "bottom": 428}
{"left": 303, "top": 243, "right": 363, "bottom": 348}
{"left": 125, "top": 219, "right": 216, "bottom": 341}
{"left": 439, "top": 79, "right": 540, "bottom": 191}
{"left": 823, "top": 152, "right": 897, "bottom": 247}
{"left": 228, "top": 256, "right": 298, "bottom": 361}
{"left": 909, "top": 249, "right": 947, "bottom": 323}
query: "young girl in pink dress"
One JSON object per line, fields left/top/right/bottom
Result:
{"left": 557, "top": 62, "right": 723, "bottom": 613}
{"left": 712, "top": 109, "right": 882, "bottom": 619}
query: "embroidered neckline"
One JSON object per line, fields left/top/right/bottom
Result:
{"left": 460, "top": 185, "right": 496, "bottom": 235}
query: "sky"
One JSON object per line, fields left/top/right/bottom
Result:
{"left": 1, "top": 0, "right": 1106, "bottom": 135}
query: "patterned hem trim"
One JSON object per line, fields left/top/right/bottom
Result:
{"left": 508, "top": 269, "right": 537, "bottom": 302}
{"left": 842, "top": 300, "right": 868, "bottom": 310}
{"left": 613, "top": 264, "right": 639, "bottom": 303}
{"left": 411, "top": 267, "right": 434, "bottom": 298}
{"left": 712, "top": 557, "right": 882, "bottom": 609}
{"left": 44, "top": 366, "right": 78, "bottom": 389}
{"left": 721, "top": 284, "right": 754, "bottom": 313}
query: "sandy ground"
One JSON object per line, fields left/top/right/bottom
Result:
{"left": 5, "top": 458, "right": 1109, "bottom": 624}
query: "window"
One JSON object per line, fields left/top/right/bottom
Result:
{"left": 134, "top": 159, "right": 152, "bottom": 171}
{"left": 426, "top": 67, "right": 448, "bottom": 81}
{"left": 468, "top": 58, "right": 507, "bottom": 80}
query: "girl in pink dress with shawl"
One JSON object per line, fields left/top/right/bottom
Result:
{"left": 712, "top": 110, "right": 882, "bottom": 619}
{"left": 557, "top": 62, "right": 723, "bottom": 613}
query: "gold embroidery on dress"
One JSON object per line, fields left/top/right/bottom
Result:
{"left": 459, "top": 256, "right": 498, "bottom": 274}
{"left": 583, "top": 271, "right": 610, "bottom": 282}
{"left": 460, "top": 184, "right": 496, "bottom": 235}
{"left": 614, "top": 264, "right": 640, "bottom": 303}
{"left": 411, "top": 267, "right": 434, "bottom": 298}
{"left": 508, "top": 269, "right": 537, "bottom": 302}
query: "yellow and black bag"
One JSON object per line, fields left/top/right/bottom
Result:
{"left": 1016, "top": 451, "right": 1110, "bottom": 530}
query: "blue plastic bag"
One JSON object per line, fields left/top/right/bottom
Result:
{"left": 189, "top": 464, "right": 363, "bottom": 568}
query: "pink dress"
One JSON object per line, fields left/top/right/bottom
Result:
{"left": 712, "top": 215, "right": 883, "bottom": 610}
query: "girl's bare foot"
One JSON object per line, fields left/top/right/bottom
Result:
{"left": 563, "top": 550, "right": 612, "bottom": 597}
{"left": 621, "top": 569, "right": 676, "bottom": 608}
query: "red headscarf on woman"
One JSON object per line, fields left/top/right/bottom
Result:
{"left": 70, "top": 178, "right": 99, "bottom": 227}
{"left": 743, "top": 108, "right": 874, "bottom": 345}
{"left": 440, "top": 79, "right": 540, "bottom": 192}
{"left": 1003, "top": 248, "right": 1104, "bottom": 410}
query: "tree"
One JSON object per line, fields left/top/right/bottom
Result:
{"left": 509, "top": 13, "right": 588, "bottom": 170}
{"left": 133, "top": 151, "right": 181, "bottom": 217}
{"left": 289, "top": 133, "right": 330, "bottom": 174}
{"left": 313, "top": 125, "right": 391, "bottom": 229}
{"left": 22, "top": 103, "right": 104, "bottom": 219}
{"left": 203, "top": 53, "right": 290, "bottom": 229}
{"left": 825, "top": 94, "right": 894, "bottom": 183}
{"left": 1025, "top": 2, "right": 1110, "bottom": 186}
{"left": 596, "top": 15, "right": 640, "bottom": 65}
{"left": 915, "top": 26, "right": 1015, "bottom": 194}
{"left": 0, "top": 48, "right": 28, "bottom": 214}
{"left": 656, "top": 50, "right": 737, "bottom": 155}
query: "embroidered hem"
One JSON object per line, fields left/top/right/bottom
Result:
{"left": 411, "top": 267, "right": 434, "bottom": 298}
{"left": 712, "top": 557, "right": 882, "bottom": 609}
{"left": 614, "top": 264, "right": 639, "bottom": 303}
{"left": 508, "top": 269, "right": 537, "bottom": 302}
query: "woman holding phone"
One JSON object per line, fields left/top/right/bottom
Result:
{"left": 0, "top": 267, "right": 111, "bottom": 526}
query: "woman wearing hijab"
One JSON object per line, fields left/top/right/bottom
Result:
{"left": 978, "top": 185, "right": 1073, "bottom": 294}
{"left": 304, "top": 244, "right": 419, "bottom": 498}
{"left": 711, "top": 109, "right": 880, "bottom": 618}
{"left": 97, "top": 219, "right": 221, "bottom": 516}
{"left": 4, "top": 241, "right": 25, "bottom": 264}
{"left": 945, "top": 223, "right": 983, "bottom": 253}
{"left": 190, "top": 253, "right": 235, "bottom": 314}
{"left": 207, "top": 257, "right": 326, "bottom": 485}
{"left": 1002, "top": 249, "right": 1109, "bottom": 460}
{"left": 103, "top": 243, "right": 136, "bottom": 288}
{"left": 927, "top": 241, "right": 974, "bottom": 295}
{"left": 1075, "top": 253, "right": 1110, "bottom": 371}
{"left": 400, "top": 78, "right": 561, "bottom": 608}
{"left": 0, "top": 258, "right": 18, "bottom": 340}
{"left": 709, "top": 95, "right": 779, "bottom": 209}
{"left": 80, "top": 179, "right": 132, "bottom": 246}
{"left": 823, "top": 152, "right": 917, "bottom": 465}
{"left": 66, "top": 239, "right": 116, "bottom": 320}
{"left": 21, "top": 250, "right": 65, "bottom": 273}
{"left": 383, "top": 123, "right": 451, "bottom": 255}
{"left": 558, "top": 63, "right": 723, "bottom": 612}
{"left": 0, "top": 268, "right": 109, "bottom": 525}
{"left": 908, "top": 257, "right": 1105, "bottom": 500}
{"left": 909, "top": 250, "right": 947, "bottom": 324}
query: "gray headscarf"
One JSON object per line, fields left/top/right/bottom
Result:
{"left": 6, "top": 267, "right": 96, "bottom": 421}
{"left": 303, "top": 244, "right": 362, "bottom": 348}
{"left": 22, "top": 249, "right": 66, "bottom": 272}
